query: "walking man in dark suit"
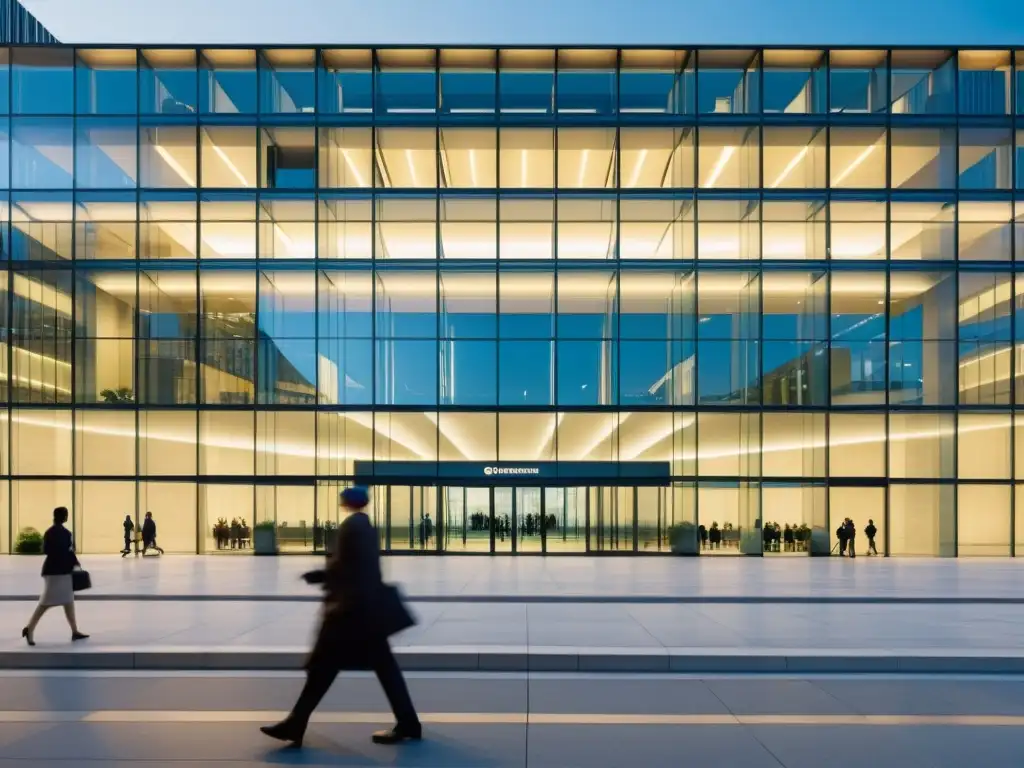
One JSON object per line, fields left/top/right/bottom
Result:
{"left": 261, "top": 486, "right": 421, "bottom": 748}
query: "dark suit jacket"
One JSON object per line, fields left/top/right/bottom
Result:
{"left": 307, "top": 512, "right": 412, "bottom": 670}
{"left": 323, "top": 511, "right": 383, "bottom": 617}
{"left": 41, "top": 525, "right": 79, "bottom": 576}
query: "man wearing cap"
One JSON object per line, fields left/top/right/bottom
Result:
{"left": 260, "top": 486, "right": 421, "bottom": 748}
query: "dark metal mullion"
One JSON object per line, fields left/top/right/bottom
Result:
{"left": 823, "top": 50, "right": 832, "bottom": 547}
{"left": 69, "top": 46, "right": 78, "bottom": 540}
{"left": 883, "top": 48, "right": 892, "bottom": 557}
{"left": 313, "top": 50, "right": 321, "bottom": 545}
{"left": 952, "top": 50, "right": 960, "bottom": 559}
{"left": 1011, "top": 49, "right": 1018, "bottom": 558}
{"left": 192, "top": 51, "right": 202, "bottom": 551}
{"left": 434, "top": 50, "right": 440, "bottom": 553}
{"left": 4, "top": 44, "right": 9, "bottom": 552}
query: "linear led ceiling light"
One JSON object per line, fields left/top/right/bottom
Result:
{"left": 155, "top": 145, "right": 196, "bottom": 187}
{"left": 469, "top": 149, "right": 479, "bottom": 188}
{"left": 833, "top": 143, "right": 876, "bottom": 186}
{"left": 405, "top": 148, "right": 420, "bottom": 187}
{"left": 211, "top": 143, "right": 250, "bottom": 187}
{"left": 340, "top": 147, "right": 368, "bottom": 187}
{"left": 577, "top": 149, "right": 590, "bottom": 188}
{"left": 627, "top": 149, "right": 648, "bottom": 188}
{"left": 770, "top": 146, "right": 810, "bottom": 189}
{"left": 704, "top": 146, "right": 736, "bottom": 188}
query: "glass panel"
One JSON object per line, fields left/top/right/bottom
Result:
{"left": 140, "top": 481, "right": 197, "bottom": 554}
{"left": 261, "top": 126, "right": 315, "bottom": 189}
{"left": 697, "top": 50, "right": 758, "bottom": 114}
{"left": 12, "top": 408, "right": 72, "bottom": 474}
{"left": 439, "top": 49, "right": 496, "bottom": 116}
{"left": 960, "top": 128, "right": 1013, "bottom": 190}
{"left": 76, "top": 49, "right": 137, "bottom": 115}
{"left": 545, "top": 486, "right": 588, "bottom": 553}
{"left": 517, "top": 487, "right": 544, "bottom": 552}
{"left": 619, "top": 49, "right": 694, "bottom": 116}
{"left": 76, "top": 118, "right": 137, "bottom": 189}
{"left": 958, "top": 413, "right": 1010, "bottom": 480}
{"left": 889, "top": 270, "right": 957, "bottom": 405}
{"left": 892, "top": 128, "right": 956, "bottom": 190}
{"left": 556, "top": 50, "right": 616, "bottom": 116}
{"left": 139, "top": 410, "right": 196, "bottom": 476}
{"left": 12, "top": 118, "right": 73, "bottom": 189}
{"left": 318, "top": 197, "right": 371, "bottom": 259}
{"left": 141, "top": 49, "right": 198, "bottom": 115}
{"left": 319, "top": 50, "right": 372, "bottom": 115}
{"left": 763, "top": 127, "right": 825, "bottom": 189}
{"left": 889, "top": 483, "right": 956, "bottom": 556}
{"left": 698, "top": 126, "right": 759, "bottom": 188}
{"left": 958, "top": 50, "right": 1012, "bottom": 115}
{"left": 376, "top": 50, "right": 436, "bottom": 116}
{"left": 829, "top": 50, "right": 887, "bottom": 114}
{"left": 697, "top": 270, "right": 760, "bottom": 404}
{"left": 499, "top": 49, "right": 554, "bottom": 116}
{"left": 829, "top": 270, "right": 886, "bottom": 404}
{"left": 74, "top": 480, "right": 135, "bottom": 554}
{"left": 829, "top": 127, "right": 885, "bottom": 188}
{"left": 889, "top": 412, "right": 954, "bottom": 479}
{"left": 199, "top": 411, "right": 253, "bottom": 475}
{"left": 829, "top": 413, "right": 885, "bottom": 477}
{"left": 260, "top": 49, "right": 315, "bottom": 114}
{"left": 762, "top": 50, "right": 825, "bottom": 114}
{"left": 829, "top": 487, "right": 884, "bottom": 556}
{"left": 13, "top": 48, "right": 73, "bottom": 115}
{"left": 958, "top": 272, "right": 1012, "bottom": 405}
{"left": 890, "top": 50, "right": 955, "bottom": 114}
{"left": 200, "top": 49, "right": 257, "bottom": 114}
{"left": 440, "top": 485, "right": 491, "bottom": 552}
{"left": 830, "top": 201, "right": 885, "bottom": 261}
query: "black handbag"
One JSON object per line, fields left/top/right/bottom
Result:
{"left": 374, "top": 584, "right": 415, "bottom": 638}
{"left": 71, "top": 569, "right": 92, "bottom": 592}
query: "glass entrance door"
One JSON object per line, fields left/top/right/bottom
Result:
{"left": 378, "top": 485, "right": 437, "bottom": 552}
{"left": 440, "top": 486, "right": 491, "bottom": 552}
{"left": 516, "top": 487, "right": 544, "bottom": 552}
{"left": 545, "top": 487, "right": 587, "bottom": 553}
{"left": 493, "top": 487, "right": 513, "bottom": 552}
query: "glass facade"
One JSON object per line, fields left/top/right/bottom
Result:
{"left": 0, "top": 45, "right": 1022, "bottom": 557}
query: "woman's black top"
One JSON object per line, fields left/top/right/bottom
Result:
{"left": 41, "top": 524, "right": 79, "bottom": 576}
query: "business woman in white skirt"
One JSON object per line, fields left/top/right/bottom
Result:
{"left": 22, "top": 506, "right": 88, "bottom": 646}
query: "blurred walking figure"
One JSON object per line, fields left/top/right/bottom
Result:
{"left": 261, "top": 486, "right": 421, "bottom": 748}
{"left": 141, "top": 511, "right": 164, "bottom": 555}
{"left": 121, "top": 515, "right": 134, "bottom": 557}
{"left": 865, "top": 519, "right": 879, "bottom": 556}
{"left": 22, "top": 506, "right": 89, "bottom": 646}
{"left": 845, "top": 518, "right": 857, "bottom": 559}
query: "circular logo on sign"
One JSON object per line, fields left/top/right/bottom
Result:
{"left": 484, "top": 466, "right": 494, "bottom": 476}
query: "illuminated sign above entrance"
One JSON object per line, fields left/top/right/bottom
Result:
{"left": 354, "top": 461, "right": 670, "bottom": 484}
{"left": 483, "top": 467, "right": 540, "bottom": 476}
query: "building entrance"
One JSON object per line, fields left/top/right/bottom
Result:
{"left": 369, "top": 482, "right": 672, "bottom": 554}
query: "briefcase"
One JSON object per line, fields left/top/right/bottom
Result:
{"left": 71, "top": 569, "right": 92, "bottom": 592}
{"left": 375, "top": 584, "right": 415, "bottom": 638}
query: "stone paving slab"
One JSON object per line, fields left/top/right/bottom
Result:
{"left": 5, "top": 555, "right": 1024, "bottom": 602}
{"left": 5, "top": 598, "right": 1024, "bottom": 673}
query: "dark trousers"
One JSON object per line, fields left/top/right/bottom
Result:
{"left": 868, "top": 537, "right": 878, "bottom": 555}
{"left": 290, "top": 640, "right": 419, "bottom": 729}
{"left": 123, "top": 536, "right": 131, "bottom": 553}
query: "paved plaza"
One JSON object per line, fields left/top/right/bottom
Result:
{"left": 5, "top": 554, "right": 1024, "bottom": 601}
{"left": 5, "top": 670, "right": 1024, "bottom": 766}
{"left": 2, "top": 557, "right": 1024, "bottom": 673}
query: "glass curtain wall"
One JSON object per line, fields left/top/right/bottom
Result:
{"left": 0, "top": 46, "right": 1020, "bottom": 557}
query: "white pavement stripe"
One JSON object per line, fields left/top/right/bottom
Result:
{"left": 1, "top": 711, "right": 1024, "bottom": 727}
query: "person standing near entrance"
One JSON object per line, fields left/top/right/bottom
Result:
{"left": 845, "top": 518, "right": 857, "bottom": 559}
{"left": 121, "top": 515, "right": 134, "bottom": 557}
{"left": 261, "top": 485, "right": 421, "bottom": 748}
{"left": 836, "top": 520, "right": 848, "bottom": 556}
{"left": 141, "top": 512, "right": 164, "bottom": 555}
{"left": 864, "top": 519, "right": 878, "bottom": 556}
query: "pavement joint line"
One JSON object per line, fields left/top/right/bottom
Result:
{"left": 2, "top": 711, "right": 1024, "bottom": 727}
{"left": 6, "top": 594, "right": 1024, "bottom": 604}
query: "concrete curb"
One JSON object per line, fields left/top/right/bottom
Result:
{"left": 4, "top": 649, "right": 1024, "bottom": 675}
{"left": 4, "top": 594, "right": 1024, "bottom": 605}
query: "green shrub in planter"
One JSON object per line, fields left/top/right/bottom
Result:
{"left": 253, "top": 520, "right": 278, "bottom": 555}
{"left": 15, "top": 527, "right": 43, "bottom": 554}
{"left": 668, "top": 522, "right": 699, "bottom": 555}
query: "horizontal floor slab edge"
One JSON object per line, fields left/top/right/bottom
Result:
{"left": 5, "top": 651, "right": 1024, "bottom": 675}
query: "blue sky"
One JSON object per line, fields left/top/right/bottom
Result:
{"left": 21, "top": 0, "right": 1024, "bottom": 45}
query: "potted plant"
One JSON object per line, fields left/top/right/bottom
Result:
{"left": 668, "top": 522, "right": 699, "bottom": 555}
{"left": 253, "top": 520, "right": 277, "bottom": 555}
{"left": 14, "top": 527, "right": 43, "bottom": 554}
{"left": 99, "top": 387, "right": 134, "bottom": 403}
{"left": 212, "top": 518, "right": 229, "bottom": 550}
